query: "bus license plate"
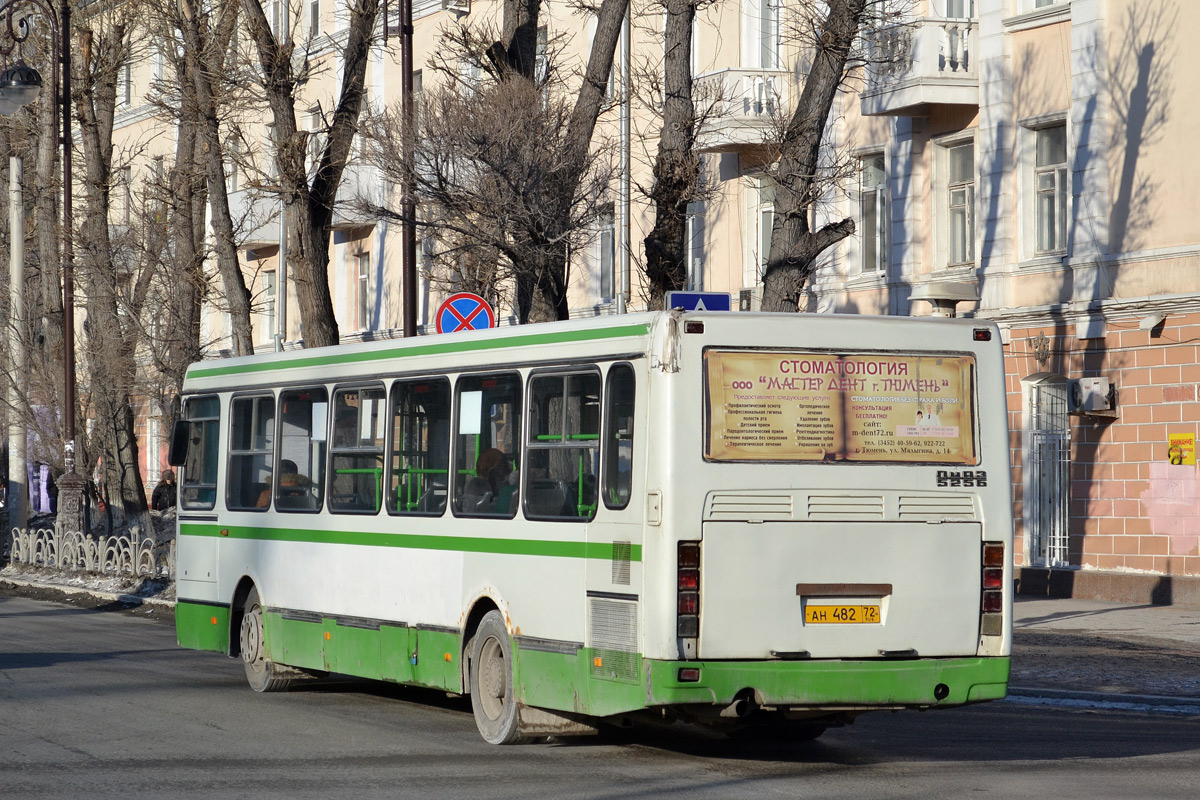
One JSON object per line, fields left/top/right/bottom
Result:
{"left": 805, "top": 605, "right": 880, "bottom": 624}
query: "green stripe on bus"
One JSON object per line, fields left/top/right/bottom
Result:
{"left": 179, "top": 523, "right": 642, "bottom": 561}
{"left": 188, "top": 323, "right": 653, "bottom": 379}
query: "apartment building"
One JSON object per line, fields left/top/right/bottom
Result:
{"left": 112, "top": 0, "right": 1197, "bottom": 595}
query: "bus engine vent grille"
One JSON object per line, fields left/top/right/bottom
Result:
{"left": 588, "top": 598, "right": 639, "bottom": 683}
{"left": 612, "top": 541, "right": 632, "bottom": 585}
{"left": 806, "top": 494, "right": 885, "bottom": 520}
{"left": 705, "top": 493, "right": 794, "bottom": 521}
{"left": 898, "top": 494, "right": 977, "bottom": 521}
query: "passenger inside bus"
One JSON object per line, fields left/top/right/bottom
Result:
{"left": 464, "top": 448, "right": 517, "bottom": 515}
{"left": 274, "top": 459, "right": 316, "bottom": 510}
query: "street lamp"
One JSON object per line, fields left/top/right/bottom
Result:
{"left": 0, "top": 0, "right": 84, "bottom": 532}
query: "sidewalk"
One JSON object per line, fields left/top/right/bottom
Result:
{"left": 1010, "top": 596, "right": 1200, "bottom": 712}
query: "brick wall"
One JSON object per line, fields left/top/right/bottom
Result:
{"left": 1003, "top": 313, "right": 1200, "bottom": 578}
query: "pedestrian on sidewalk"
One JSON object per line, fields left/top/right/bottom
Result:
{"left": 151, "top": 469, "right": 177, "bottom": 511}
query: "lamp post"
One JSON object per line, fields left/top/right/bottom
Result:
{"left": 0, "top": 0, "right": 84, "bottom": 533}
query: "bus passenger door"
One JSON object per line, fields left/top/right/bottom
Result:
{"left": 583, "top": 363, "right": 642, "bottom": 705}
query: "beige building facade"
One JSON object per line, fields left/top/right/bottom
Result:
{"left": 108, "top": 0, "right": 1198, "bottom": 595}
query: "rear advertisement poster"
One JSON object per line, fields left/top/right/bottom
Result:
{"left": 705, "top": 350, "right": 977, "bottom": 464}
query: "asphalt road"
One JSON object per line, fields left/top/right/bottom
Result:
{"left": 3, "top": 593, "right": 1200, "bottom": 799}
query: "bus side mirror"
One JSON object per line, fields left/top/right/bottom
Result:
{"left": 168, "top": 420, "right": 191, "bottom": 467}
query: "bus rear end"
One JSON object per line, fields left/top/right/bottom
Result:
{"left": 645, "top": 312, "right": 1012, "bottom": 731}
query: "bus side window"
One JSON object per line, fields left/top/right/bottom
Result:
{"left": 227, "top": 394, "right": 275, "bottom": 511}
{"left": 526, "top": 371, "right": 601, "bottom": 521}
{"left": 388, "top": 378, "right": 451, "bottom": 516}
{"left": 276, "top": 387, "right": 328, "bottom": 512}
{"left": 329, "top": 385, "right": 386, "bottom": 514}
{"left": 180, "top": 396, "right": 220, "bottom": 511}
{"left": 452, "top": 373, "right": 521, "bottom": 518}
{"left": 602, "top": 364, "right": 635, "bottom": 510}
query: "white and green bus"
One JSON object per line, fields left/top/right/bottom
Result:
{"left": 170, "top": 310, "right": 1013, "bottom": 744}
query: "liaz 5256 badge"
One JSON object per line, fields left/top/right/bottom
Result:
{"left": 936, "top": 470, "right": 987, "bottom": 487}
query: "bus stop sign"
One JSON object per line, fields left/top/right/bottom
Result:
{"left": 664, "top": 291, "right": 732, "bottom": 312}
{"left": 435, "top": 292, "right": 497, "bottom": 334}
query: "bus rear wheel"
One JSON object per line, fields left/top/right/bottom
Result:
{"left": 469, "top": 611, "right": 531, "bottom": 744}
{"left": 240, "top": 587, "right": 293, "bottom": 693}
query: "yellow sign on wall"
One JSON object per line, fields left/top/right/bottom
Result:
{"left": 1167, "top": 432, "right": 1196, "bottom": 466}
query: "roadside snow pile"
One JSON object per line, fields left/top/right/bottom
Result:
{"left": 2, "top": 508, "right": 177, "bottom": 602}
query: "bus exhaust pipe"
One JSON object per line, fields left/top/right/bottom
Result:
{"left": 721, "top": 693, "right": 758, "bottom": 719}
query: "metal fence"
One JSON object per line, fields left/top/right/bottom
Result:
{"left": 7, "top": 523, "right": 175, "bottom": 579}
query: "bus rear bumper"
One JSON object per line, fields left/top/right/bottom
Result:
{"left": 645, "top": 656, "right": 1010, "bottom": 710}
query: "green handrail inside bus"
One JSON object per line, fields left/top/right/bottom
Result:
{"left": 395, "top": 466, "right": 449, "bottom": 511}
{"left": 334, "top": 467, "right": 384, "bottom": 512}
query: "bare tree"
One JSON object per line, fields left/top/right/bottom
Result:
{"left": 363, "top": 0, "right": 630, "bottom": 324}
{"left": 177, "top": 0, "right": 256, "bottom": 356}
{"left": 74, "top": 15, "right": 152, "bottom": 520}
{"left": 760, "top": 0, "right": 884, "bottom": 311}
{"left": 641, "top": 0, "right": 712, "bottom": 308}
{"left": 238, "top": 0, "right": 381, "bottom": 348}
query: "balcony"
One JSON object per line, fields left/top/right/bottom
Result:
{"left": 228, "top": 187, "right": 281, "bottom": 248}
{"left": 225, "top": 163, "right": 383, "bottom": 248}
{"left": 694, "top": 68, "right": 791, "bottom": 153}
{"left": 860, "top": 16, "right": 978, "bottom": 117}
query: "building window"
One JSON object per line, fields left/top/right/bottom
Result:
{"left": 264, "top": 123, "right": 277, "bottom": 182}
{"left": 745, "top": 176, "right": 775, "bottom": 286}
{"left": 308, "top": 108, "right": 323, "bottom": 176}
{"left": 357, "top": 252, "right": 371, "bottom": 330}
{"left": 263, "top": 270, "right": 277, "bottom": 342}
{"left": 1035, "top": 124, "right": 1068, "bottom": 254}
{"left": 117, "top": 59, "right": 132, "bottom": 108}
{"left": 535, "top": 26, "right": 548, "bottom": 85}
{"left": 747, "top": 0, "right": 780, "bottom": 70}
{"left": 859, "top": 154, "right": 887, "bottom": 275}
{"left": 946, "top": 141, "right": 975, "bottom": 267}
{"left": 114, "top": 166, "right": 133, "bottom": 225}
{"left": 686, "top": 201, "right": 704, "bottom": 291}
{"left": 597, "top": 204, "right": 615, "bottom": 301}
{"left": 310, "top": 0, "right": 320, "bottom": 36}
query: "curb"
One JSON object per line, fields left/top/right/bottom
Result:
{"left": 1007, "top": 685, "right": 1200, "bottom": 714}
{"left": 0, "top": 576, "right": 176, "bottom": 610}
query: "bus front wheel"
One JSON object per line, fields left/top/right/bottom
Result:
{"left": 240, "top": 587, "right": 293, "bottom": 693}
{"left": 469, "top": 611, "right": 530, "bottom": 744}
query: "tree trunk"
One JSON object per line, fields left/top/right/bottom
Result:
{"left": 242, "top": 0, "right": 380, "bottom": 348}
{"left": 761, "top": 0, "right": 870, "bottom": 312}
{"left": 644, "top": 0, "right": 698, "bottom": 309}
{"left": 76, "top": 24, "right": 149, "bottom": 519}
{"left": 180, "top": 0, "right": 255, "bottom": 355}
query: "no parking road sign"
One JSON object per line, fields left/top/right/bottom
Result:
{"left": 435, "top": 292, "right": 497, "bottom": 334}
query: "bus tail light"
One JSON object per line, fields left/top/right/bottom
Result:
{"left": 677, "top": 542, "right": 700, "bottom": 639}
{"left": 980, "top": 542, "right": 1005, "bottom": 634}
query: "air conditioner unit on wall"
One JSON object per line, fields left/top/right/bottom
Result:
{"left": 1068, "top": 377, "right": 1117, "bottom": 417}
{"left": 739, "top": 288, "right": 762, "bottom": 312}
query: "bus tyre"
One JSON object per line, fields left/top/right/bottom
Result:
{"left": 469, "top": 611, "right": 530, "bottom": 745}
{"left": 240, "top": 588, "right": 293, "bottom": 693}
